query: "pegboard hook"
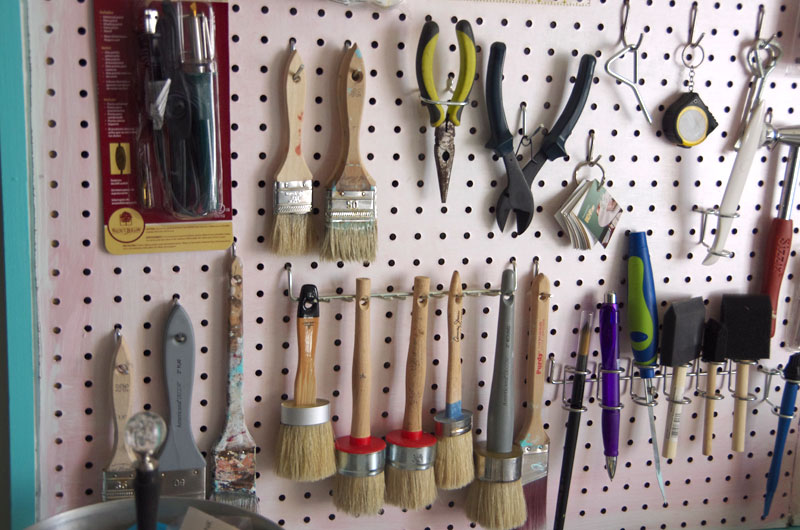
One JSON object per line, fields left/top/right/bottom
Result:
{"left": 755, "top": 4, "right": 765, "bottom": 41}
{"left": 571, "top": 130, "right": 606, "bottom": 186}
{"left": 687, "top": 2, "right": 705, "bottom": 50}
{"left": 620, "top": 0, "right": 643, "bottom": 50}
{"left": 691, "top": 206, "right": 739, "bottom": 259}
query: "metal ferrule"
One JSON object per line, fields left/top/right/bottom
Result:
{"left": 434, "top": 410, "right": 472, "bottom": 438}
{"left": 144, "top": 9, "right": 158, "bottom": 34}
{"left": 102, "top": 470, "right": 135, "bottom": 501}
{"left": 336, "top": 447, "right": 386, "bottom": 477}
{"left": 184, "top": 12, "right": 212, "bottom": 73}
{"left": 386, "top": 442, "right": 436, "bottom": 471}
{"left": 280, "top": 399, "right": 330, "bottom": 426}
{"left": 765, "top": 124, "right": 800, "bottom": 149}
{"left": 325, "top": 188, "right": 376, "bottom": 223}
{"left": 473, "top": 441, "right": 523, "bottom": 483}
{"left": 274, "top": 180, "right": 313, "bottom": 215}
{"left": 159, "top": 468, "right": 206, "bottom": 498}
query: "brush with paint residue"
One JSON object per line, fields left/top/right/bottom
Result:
{"left": 211, "top": 245, "right": 258, "bottom": 511}
{"left": 385, "top": 276, "right": 438, "bottom": 510}
{"left": 275, "top": 284, "right": 336, "bottom": 481}
{"left": 272, "top": 39, "right": 316, "bottom": 255}
{"left": 433, "top": 270, "right": 474, "bottom": 490}
{"left": 333, "top": 278, "right": 386, "bottom": 516}
{"left": 321, "top": 44, "right": 377, "bottom": 263}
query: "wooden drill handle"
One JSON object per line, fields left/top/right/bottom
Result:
{"left": 732, "top": 362, "right": 750, "bottom": 452}
{"left": 275, "top": 48, "right": 313, "bottom": 183}
{"left": 108, "top": 332, "right": 134, "bottom": 469}
{"left": 662, "top": 364, "right": 688, "bottom": 459}
{"left": 446, "top": 271, "right": 464, "bottom": 408}
{"left": 516, "top": 272, "right": 550, "bottom": 446}
{"left": 702, "top": 364, "right": 718, "bottom": 456}
{"left": 402, "top": 276, "right": 431, "bottom": 433}
{"left": 336, "top": 44, "right": 375, "bottom": 190}
{"left": 351, "top": 278, "right": 372, "bottom": 439}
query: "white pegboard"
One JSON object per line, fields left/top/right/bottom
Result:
{"left": 26, "top": 0, "right": 800, "bottom": 528}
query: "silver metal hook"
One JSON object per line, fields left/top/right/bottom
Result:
{"left": 289, "top": 38, "right": 304, "bottom": 82}
{"left": 687, "top": 2, "right": 705, "bottom": 49}
{"left": 755, "top": 4, "right": 765, "bottom": 41}
{"left": 114, "top": 327, "right": 122, "bottom": 341}
{"left": 519, "top": 102, "right": 527, "bottom": 138}
{"left": 231, "top": 240, "right": 237, "bottom": 257}
{"left": 586, "top": 130, "right": 595, "bottom": 161}
{"left": 572, "top": 130, "right": 606, "bottom": 186}
{"left": 533, "top": 256, "right": 539, "bottom": 278}
{"left": 289, "top": 37, "right": 296, "bottom": 51}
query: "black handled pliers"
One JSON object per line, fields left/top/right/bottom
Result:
{"left": 487, "top": 43, "right": 597, "bottom": 235}
{"left": 416, "top": 20, "right": 477, "bottom": 203}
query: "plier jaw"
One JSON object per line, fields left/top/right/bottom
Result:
{"left": 434, "top": 122, "right": 456, "bottom": 203}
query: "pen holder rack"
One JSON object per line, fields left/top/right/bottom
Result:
{"left": 547, "top": 357, "right": 778, "bottom": 411}
{"left": 559, "top": 364, "right": 591, "bottom": 413}
{"left": 728, "top": 360, "right": 759, "bottom": 404}
{"left": 757, "top": 364, "right": 800, "bottom": 420}
{"left": 691, "top": 206, "right": 740, "bottom": 259}
{"left": 283, "top": 260, "right": 517, "bottom": 303}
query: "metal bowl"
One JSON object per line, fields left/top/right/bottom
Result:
{"left": 27, "top": 497, "right": 282, "bottom": 530}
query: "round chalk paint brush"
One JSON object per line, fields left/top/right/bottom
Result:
{"left": 434, "top": 271, "right": 474, "bottom": 490}
{"left": 276, "top": 284, "right": 336, "bottom": 482}
{"left": 333, "top": 278, "right": 386, "bottom": 516}
{"left": 385, "top": 276, "right": 438, "bottom": 510}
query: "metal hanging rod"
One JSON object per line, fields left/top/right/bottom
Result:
{"left": 283, "top": 259, "right": 518, "bottom": 303}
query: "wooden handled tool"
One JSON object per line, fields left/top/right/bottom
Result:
{"left": 277, "top": 48, "right": 312, "bottom": 185}
{"left": 517, "top": 271, "right": 549, "bottom": 448}
{"left": 403, "top": 276, "right": 431, "bottom": 433}
{"left": 445, "top": 272, "right": 464, "bottom": 413}
{"left": 338, "top": 45, "right": 374, "bottom": 192}
{"left": 295, "top": 284, "right": 321, "bottom": 407}
{"left": 351, "top": 278, "right": 372, "bottom": 439}
{"left": 701, "top": 318, "right": 726, "bottom": 456}
{"left": 109, "top": 331, "right": 134, "bottom": 471}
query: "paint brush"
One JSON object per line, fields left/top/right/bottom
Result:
{"left": 272, "top": 40, "right": 316, "bottom": 255}
{"left": 433, "top": 270, "right": 474, "bottom": 490}
{"left": 516, "top": 259, "right": 550, "bottom": 530}
{"left": 211, "top": 246, "right": 258, "bottom": 511}
{"left": 701, "top": 318, "right": 727, "bottom": 456}
{"left": 722, "top": 294, "right": 772, "bottom": 452}
{"left": 553, "top": 311, "right": 594, "bottom": 530}
{"left": 276, "top": 284, "right": 336, "bottom": 481}
{"left": 158, "top": 301, "right": 206, "bottom": 498}
{"left": 102, "top": 329, "right": 136, "bottom": 501}
{"left": 385, "top": 276, "right": 438, "bottom": 510}
{"left": 660, "top": 297, "right": 705, "bottom": 459}
{"left": 467, "top": 267, "right": 527, "bottom": 530}
{"left": 333, "top": 278, "right": 386, "bottom": 516}
{"left": 321, "top": 44, "right": 377, "bottom": 263}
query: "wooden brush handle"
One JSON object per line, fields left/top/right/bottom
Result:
{"left": 336, "top": 44, "right": 375, "bottom": 190}
{"left": 295, "top": 285, "right": 320, "bottom": 406}
{"left": 662, "top": 364, "right": 688, "bottom": 459}
{"left": 275, "top": 48, "right": 312, "bottom": 183}
{"left": 108, "top": 332, "right": 134, "bottom": 469}
{"left": 403, "top": 276, "right": 431, "bottom": 433}
{"left": 702, "top": 364, "right": 717, "bottom": 456}
{"left": 732, "top": 362, "right": 750, "bottom": 452}
{"left": 516, "top": 272, "right": 550, "bottom": 446}
{"left": 446, "top": 271, "right": 464, "bottom": 408}
{"left": 351, "top": 278, "right": 372, "bottom": 439}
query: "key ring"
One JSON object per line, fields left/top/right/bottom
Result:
{"left": 572, "top": 130, "right": 606, "bottom": 186}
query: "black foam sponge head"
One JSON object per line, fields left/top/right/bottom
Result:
{"left": 720, "top": 294, "right": 771, "bottom": 361}
{"left": 661, "top": 297, "right": 705, "bottom": 367}
{"left": 702, "top": 319, "right": 727, "bottom": 363}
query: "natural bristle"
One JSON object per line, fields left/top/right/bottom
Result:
{"left": 333, "top": 471, "right": 385, "bottom": 516}
{"left": 521, "top": 476, "right": 547, "bottom": 530}
{"left": 434, "top": 431, "right": 474, "bottom": 490}
{"left": 321, "top": 221, "right": 377, "bottom": 262}
{"left": 384, "top": 464, "right": 437, "bottom": 510}
{"left": 275, "top": 422, "right": 336, "bottom": 482}
{"left": 212, "top": 491, "right": 260, "bottom": 513}
{"left": 272, "top": 214, "right": 316, "bottom": 255}
{"left": 466, "top": 478, "right": 527, "bottom": 530}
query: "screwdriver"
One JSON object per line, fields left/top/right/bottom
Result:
{"left": 763, "top": 352, "right": 800, "bottom": 519}
{"left": 627, "top": 231, "right": 667, "bottom": 505}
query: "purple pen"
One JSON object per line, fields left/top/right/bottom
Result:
{"left": 599, "top": 291, "right": 620, "bottom": 481}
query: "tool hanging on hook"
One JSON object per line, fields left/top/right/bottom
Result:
{"left": 662, "top": 2, "right": 718, "bottom": 147}
{"left": 605, "top": 0, "right": 652, "bottom": 124}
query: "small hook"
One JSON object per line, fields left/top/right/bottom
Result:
{"left": 519, "top": 102, "right": 528, "bottom": 137}
{"left": 289, "top": 37, "right": 297, "bottom": 51}
{"left": 231, "top": 240, "right": 237, "bottom": 257}
{"left": 755, "top": 4, "right": 765, "bottom": 41}
{"left": 621, "top": 0, "right": 644, "bottom": 49}
{"left": 687, "top": 1, "right": 705, "bottom": 49}
{"left": 586, "top": 130, "right": 595, "bottom": 162}
{"left": 533, "top": 256, "right": 539, "bottom": 278}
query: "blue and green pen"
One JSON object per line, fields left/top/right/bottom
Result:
{"left": 762, "top": 352, "right": 800, "bottom": 519}
{"left": 627, "top": 231, "right": 667, "bottom": 504}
